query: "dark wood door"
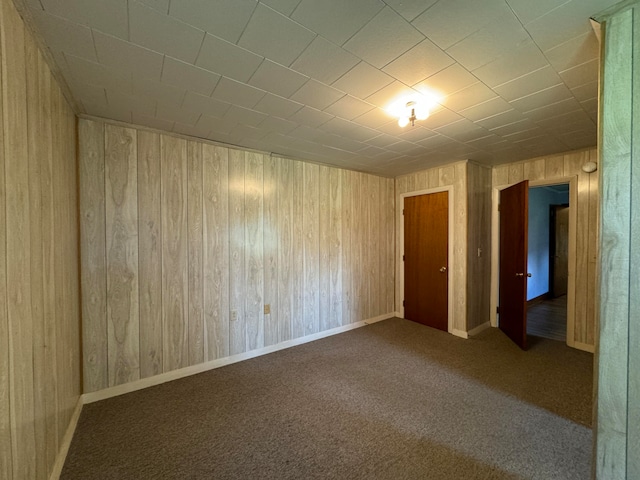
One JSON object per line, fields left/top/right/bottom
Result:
{"left": 404, "top": 192, "right": 448, "bottom": 331}
{"left": 551, "top": 205, "right": 569, "bottom": 298}
{"left": 499, "top": 181, "right": 529, "bottom": 349}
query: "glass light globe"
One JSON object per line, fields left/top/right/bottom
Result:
{"left": 415, "top": 105, "right": 429, "bottom": 120}
{"left": 398, "top": 116, "right": 410, "bottom": 127}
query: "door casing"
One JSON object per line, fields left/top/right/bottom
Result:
{"left": 399, "top": 185, "right": 457, "bottom": 336}
{"left": 490, "top": 177, "right": 579, "bottom": 349}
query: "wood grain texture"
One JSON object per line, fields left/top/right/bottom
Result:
{"left": 523, "top": 159, "right": 545, "bottom": 181}
{"left": 245, "top": 152, "right": 264, "bottom": 351}
{"left": 79, "top": 119, "right": 107, "bottom": 392}
{"left": 161, "top": 135, "right": 188, "bottom": 371}
{"left": 318, "top": 166, "right": 331, "bottom": 332}
{"left": 544, "top": 156, "right": 564, "bottom": 178}
{"left": 342, "top": 170, "right": 353, "bottom": 324}
{"left": 492, "top": 165, "right": 509, "bottom": 186}
{"left": 229, "top": 149, "right": 246, "bottom": 355}
{"left": 368, "top": 175, "right": 380, "bottom": 318}
{"left": 137, "top": 130, "right": 163, "bottom": 377}
{"left": 203, "top": 145, "right": 229, "bottom": 360}
{"left": 263, "top": 155, "right": 279, "bottom": 346}
{"left": 291, "top": 161, "right": 304, "bottom": 336}
{"left": 329, "top": 167, "right": 343, "bottom": 328}
{"left": 303, "top": 162, "right": 319, "bottom": 335}
{"left": 385, "top": 179, "right": 395, "bottom": 314}
{"left": 277, "top": 157, "right": 293, "bottom": 342}
{"left": 105, "top": 124, "right": 140, "bottom": 386}
{"left": 187, "top": 141, "right": 204, "bottom": 365}
{"left": 508, "top": 163, "right": 524, "bottom": 184}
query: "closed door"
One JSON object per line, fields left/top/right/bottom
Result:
{"left": 403, "top": 192, "right": 448, "bottom": 331}
{"left": 499, "top": 180, "right": 529, "bottom": 350}
{"left": 551, "top": 205, "right": 569, "bottom": 298}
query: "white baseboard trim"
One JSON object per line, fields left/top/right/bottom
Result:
{"left": 468, "top": 321, "right": 491, "bottom": 337}
{"left": 49, "top": 397, "right": 83, "bottom": 480}
{"left": 451, "top": 328, "right": 468, "bottom": 339}
{"left": 83, "top": 313, "right": 396, "bottom": 404}
{"left": 393, "top": 311, "right": 402, "bottom": 318}
{"left": 573, "top": 341, "right": 595, "bottom": 353}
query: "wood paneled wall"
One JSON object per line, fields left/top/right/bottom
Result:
{"left": 466, "top": 162, "right": 492, "bottom": 331}
{"left": 395, "top": 161, "right": 469, "bottom": 333}
{"left": 79, "top": 118, "right": 395, "bottom": 393}
{"left": 492, "top": 148, "right": 599, "bottom": 350}
{"left": 0, "top": 0, "right": 81, "bottom": 477}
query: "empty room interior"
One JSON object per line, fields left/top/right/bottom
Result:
{"left": 0, "top": 0, "right": 638, "bottom": 478}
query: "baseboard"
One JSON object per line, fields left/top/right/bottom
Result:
{"left": 450, "top": 328, "right": 468, "bottom": 339}
{"left": 572, "top": 341, "right": 595, "bottom": 353}
{"left": 83, "top": 313, "right": 396, "bottom": 404}
{"left": 49, "top": 397, "right": 83, "bottom": 480}
{"left": 467, "top": 321, "right": 491, "bottom": 337}
{"left": 393, "top": 311, "right": 402, "bottom": 318}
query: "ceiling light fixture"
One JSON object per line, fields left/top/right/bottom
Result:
{"left": 397, "top": 100, "right": 430, "bottom": 127}
{"left": 388, "top": 94, "right": 438, "bottom": 128}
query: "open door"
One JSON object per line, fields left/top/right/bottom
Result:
{"left": 499, "top": 180, "right": 529, "bottom": 349}
{"left": 404, "top": 192, "right": 448, "bottom": 331}
{"left": 550, "top": 205, "right": 569, "bottom": 298}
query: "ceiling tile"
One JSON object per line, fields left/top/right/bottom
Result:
{"left": 348, "top": 125, "right": 381, "bottom": 142}
{"left": 222, "top": 105, "right": 268, "bottom": 126}
{"left": 343, "top": 7, "right": 424, "bottom": 68}
{"left": 472, "top": 40, "right": 548, "bottom": 87}
{"left": 544, "top": 31, "right": 599, "bottom": 72}
{"left": 30, "top": 10, "right": 97, "bottom": 62}
{"left": 398, "top": 125, "right": 438, "bottom": 143}
{"left": 510, "top": 83, "right": 573, "bottom": 113}
{"left": 570, "top": 81, "right": 598, "bottom": 103}
{"left": 411, "top": 0, "right": 509, "bottom": 50}
{"left": 182, "top": 91, "right": 231, "bottom": 118}
{"left": 414, "top": 134, "right": 456, "bottom": 149}
{"left": 172, "top": 122, "right": 210, "bottom": 139}
{"left": 354, "top": 108, "right": 395, "bottom": 129}
{"left": 505, "top": 0, "right": 570, "bottom": 24}
{"left": 169, "top": 0, "right": 257, "bottom": 43}
{"left": 248, "top": 60, "right": 309, "bottom": 98}
{"left": 435, "top": 119, "right": 488, "bottom": 142}
{"left": 382, "top": 0, "right": 437, "bottom": 22}
{"left": 502, "top": 127, "right": 546, "bottom": 143}
{"left": 259, "top": 116, "right": 299, "bottom": 134}
{"left": 131, "top": 77, "right": 187, "bottom": 107}
{"left": 253, "top": 93, "right": 304, "bottom": 118}
{"left": 443, "top": 82, "right": 497, "bottom": 112}
{"left": 475, "top": 109, "right": 526, "bottom": 130}
{"left": 558, "top": 59, "right": 599, "bottom": 89}
{"left": 155, "top": 103, "right": 201, "bottom": 125}
{"left": 459, "top": 96, "right": 512, "bottom": 121}
{"left": 445, "top": 12, "right": 530, "bottom": 71}
{"left": 196, "top": 34, "right": 263, "bottom": 82}
{"left": 382, "top": 38, "right": 454, "bottom": 86}
{"left": 196, "top": 115, "right": 236, "bottom": 135}
{"left": 465, "top": 134, "right": 506, "bottom": 149}
{"left": 161, "top": 57, "right": 221, "bottom": 97}
{"left": 138, "top": 0, "right": 170, "bottom": 14}
{"left": 367, "top": 133, "right": 402, "bottom": 148}
{"left": 522, "top": 97, "right": 582, "bottom": 122}
{"left": 39, "top": 0, "right": 128, "bottom": 39}
{"left": 83, "top": 101, "right": 132, "bottom": 123}
{"left": 290, "top": 125, "right": 323, "bottom": 141}
{"left": 420, "top": 107, "right": 463, "bottom": 130}
{"left": 94, "top": 31, "right": 164, "bottom": 81}
{"left": 318, "top": 117, "right": 360, "bottom": 136}
{"left": 70, "top": 82, "right": 108, "bottom": 108}
{"left": 324, "top": 95, "right": 374, "bottom": 120}
{"left": 65, "top": 54, "right": 133, "bottom": 92}
{"left": 260, "top": 0, "right": 302, "bottom": 15}
{"left": 291, "top": 0, "right": 384, "bottom": 45}
{"left": 489, "top": 118, "right": 537, "bottom": 136}
{"left": 290, "top": 80, "right": 345, "bottom": 110}
{"left": 129, "top": 1, "right": 205, "bottom": 64}
{"left": 365, "top": 81, "right": 417, "bottom": 109}
{"left": 132, "top": 113, "right": 174, "bottom": 131}
{"left": 492, "top": 65, "right": 563, "bottom": 102}
{"left": 288, "top": 106, "right": 334, "bottom": 127}
{"left": 238, "top": 4, "right": 316, "bottom": 66}
{"left": 290, "top": 36, "right": 360, "bottom": 85}
{"left": 107, "top": 90, "right": 157, "bottom": 117}
{"left": 211, "top": 77, "right": 267, "bottom": 108}
{"left": 414, "top": 64, "right": 478, "bottom": 98}
{"left": 332, "top": 62, "right": 394, "bottom": 99}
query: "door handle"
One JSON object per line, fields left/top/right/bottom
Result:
{"left": 439, "top": 266, "right": 447, "bottom": 273}
{"left": 515, "top": 273, "right": 532, "bottom": 277}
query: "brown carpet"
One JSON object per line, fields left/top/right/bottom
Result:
{"left": 62, "top": 318, "right": 594, "bottom": 479}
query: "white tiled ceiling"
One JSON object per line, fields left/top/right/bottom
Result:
{"left": 24, "top": 0, "right": 616, "bottom": 176}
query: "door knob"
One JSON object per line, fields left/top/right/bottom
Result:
{"left": 515, "top": 273, "right": 532, "bottom": 277}
{"left": 527, "top": 273, "right": 532, "bottom": 277}
{"left": 439, "top": 266, "right": 447, "bottom": 273}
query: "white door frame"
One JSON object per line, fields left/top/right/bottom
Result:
{"left": 489, "top": 176, "right": 578, "bottom": 348}
{"left": 399, "top": 185, "right": 457, "bottom": 336}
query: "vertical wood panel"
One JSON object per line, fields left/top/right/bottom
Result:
{"left": 229, "top": 150, "right": 246, "bottom": 355}
{"left": 79, "top": 119, "right": 107, "bottom": 392}
{"left": 105, "top": 124, "right": 139, "bottom": 386}
{"left": 187, "top": 142, "right": 204, "bottom": 365}
{"left": 0, "top": 13, "right": 11, "bottom": 475}
{"left": 2, "top": 5, "right": 36, "bottom": 475}
{"left": 523, "top": 159, "right": 545, "bottom": 180}
{"left": 586, "top": 151, "right": 599, "bottom": 346}
{"left": 277, "top": 158, "right": 293, "bottom": 342}
{"left": 453, "top": 163, "right": 467, "bottom": 331}
{"left": 291, "top": 161, "right": 304, "bottom": 337}
{"left": 329, "top": 167, "right": 343, "bottom": 328}
{"left": 385, "top": 179, "right": 395, "bottom": 313}
{"left": 342, "top": 170, "right": 353, "bottom": 324}
{"left": 137, "top": 131, "right": 163, "bottom": 377}
{"left": 368, "top": 175, "right": 380, "bottom": 317}
{"left": 545, "top": 156, "right": 564, "bottom": 178}
{"left": 263, "top": 155, "right": 279, "bottom": 346}
{"left": 203, "top": 145, "right": 229, "bottom": 360}
{"left": 303, "top": 163, "right": 319, "bottom": 335}
{"left": 428, "top": 169, "right": 439, "bottom": 189}
{"left": 492, "top": 165, "right": 509, "bottom": 186}
{"left": 439, "top": 165, "right": 455, "bottom": 186}
{"left": 245, "top": 152, "right": 264, "bottom": 351}
{"left": 319, "top": 166, "right": 331, "bottom": 332}
{"left": 161, "top": 135, "right": 188, "bottom": 371}
{"left": 508, "top": 163, "right": 524, "bottom": 184}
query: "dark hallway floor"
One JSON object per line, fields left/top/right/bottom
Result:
{"left": 527, "top": 295, "right": 567, "bottom": 342}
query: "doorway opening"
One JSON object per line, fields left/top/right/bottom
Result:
{"left": 526, "top": 184, "right": 569, "bottom": 342}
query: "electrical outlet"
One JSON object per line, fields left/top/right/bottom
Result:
{"left": 477, "top": 247, "right": 482, "bottom": 258}
{"left": 231, "top": 310, "right": 237, "bottom": 322}
{"left": 264, "top": 304, "right": 271, "bottom": 315}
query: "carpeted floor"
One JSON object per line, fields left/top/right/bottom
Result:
{"left": 62, "top": 318, "right": 594, "bottom": 479}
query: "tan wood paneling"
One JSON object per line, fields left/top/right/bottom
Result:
{"left": 318, "top": 166, "right": 331, "bottom": 332}
{"left": 1, "top": 0, "right": 81, "bottom": 477}
{"left": 329, "top": 167, "right": 343, "bottom": 327}
{"left": 263, "top": 155, "right": 279, "bottom": 346}
{"left": 161, "top": 135, "right": 188, "bottom": 370}
{"left": 303, "top": 162, "right": 319, "bottom": 335}
{"left": 105, "top": 124, "right": 140, "bottom": 386}
{"left": 137, "top": 131, "right": 163, "bottom": 377}
{"left": 342, "top": 170, "right": 353, "bottom": 324}
{"left": 187, "top": 142, "right": 204, "bottom": 365}
{"left": 245, "top": 152, "right": 264, "bottom": 351}
{"left": 229, "top": 149, "right": 246, "bottom": 355}
{"left": 385, "top": 179, "right": 395, "bottom": 313}
{"left": 203, "top": 145, "right": 229, "bottom": 360}
{"left": 291, "top": 161, "right": 304, "bottom": 337}
{"left": 277, "top": 157, "right": 293, "bottom": 342}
